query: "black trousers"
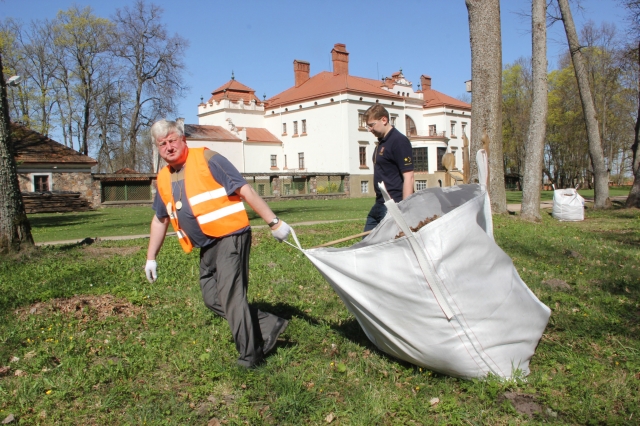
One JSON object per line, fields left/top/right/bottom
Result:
{"left": 199, "top": 230, "right": 281, "bottom": 367}
{"left": 364, "top": 202, "right": 388, "bottom": 232}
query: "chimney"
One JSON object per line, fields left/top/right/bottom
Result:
{"left": 420, "top": 75, "right": 432, "bottom": 93}
{"left": 294, "top": 60, "right": 310, "bottom": 87}
{"left": 331, "top": 43, "right": 349, "bottom": 75}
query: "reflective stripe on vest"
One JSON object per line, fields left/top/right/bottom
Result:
{"left": 189, "top": 187, "right": 227, "bottom": 206}
{"left": 165, "top": 202, "right": 176, "bottom": 220}
{"left": 198, "top": 202, "right": 246, "bottom": 225}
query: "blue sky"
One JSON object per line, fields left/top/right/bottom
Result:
{"left": 1, "top": 0, "right": 627, "bottom": 126}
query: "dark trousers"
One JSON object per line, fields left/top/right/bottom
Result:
{"left": 364, "top": 202, "right": 388, "bottom": 232}
{"left": 199, "top": 231, "right": 281, "bottom": 367}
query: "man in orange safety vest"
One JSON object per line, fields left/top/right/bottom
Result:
{"left": 145, "top": 118, "right": 291, "bottom": 368}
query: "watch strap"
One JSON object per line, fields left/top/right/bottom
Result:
{"left": 268, "top": 217, "right": 280, "bottom": 227}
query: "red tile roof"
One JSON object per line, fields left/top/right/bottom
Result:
{"left": 243, "top": 128, "right": 281, "bottom": 144}
{"left": 423, "top": 89, "right": 471, "bottom": 110}
{"left": 207, "top": 79, "right": 262, "bottom": 105}
{"left": 11, "top": 123, "right": 97, "bottom": 165}
{"left": 184, "top": 124, "right": 242, "bottom": 142}
{"left": 266, "top": 71, "right": 402, "bottom": 107}
{"left": 115, "top": 167, "right": 139, "bottom": 174}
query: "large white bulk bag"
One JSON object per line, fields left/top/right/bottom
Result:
{"left": 287, "top": 151, "right": 550, "bottom": 379}
{"left": 552, "top": 185, "right": 584, "bottom": 221}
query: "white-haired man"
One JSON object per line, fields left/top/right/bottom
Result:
{"left": 145, "top": 119, "right": 290, "bottom": 368}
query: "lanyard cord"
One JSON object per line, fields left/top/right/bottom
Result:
{"left": 170, "top": 168, "right": 184, "bottom": 227}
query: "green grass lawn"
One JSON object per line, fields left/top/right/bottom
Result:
{"left": 3, "top": 198, "right": 638, "bottom": 424}
{"left": 505, "top": 186, "right": 631, "bottom": 204}
{"left": 28, "top": 198, "right": 375, "bottom": 243}
{"left": 28, "top": 188, "right": 632, "bottom": 243}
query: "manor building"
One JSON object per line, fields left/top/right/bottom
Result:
{"left": 184, "top": 43, "right": 471, "bottom": 197}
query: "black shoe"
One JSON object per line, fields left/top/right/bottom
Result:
{"left": 263, "top": 318, "right": 289, "bottom": 355}
{"left": 238, "top": 357, "right": 265, "bottom": 369}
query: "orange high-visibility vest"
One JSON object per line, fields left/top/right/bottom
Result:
{"left": 156, "top": 147, "right": 249, "bottom": 253}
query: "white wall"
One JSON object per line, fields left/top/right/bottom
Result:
{"left": 198, "top": 99, "right": 265, "bottom": 128}
{"left": 195, "top": 88, "right": 471, "bottom": 180}
{"left": 265, "top": 94, "right": 353, "bottom": 174}
{"left": 244, "top": 143, "right": 283, "bottom": 173}
{"left": 186, "top": 140, "right": 245, "bottom": 172}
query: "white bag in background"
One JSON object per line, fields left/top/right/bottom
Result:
{"left": 287, "top": 151, "right": 550, "bottom": 379}
{"left": 552, "top": 185, "right": 584, "bottom": 221}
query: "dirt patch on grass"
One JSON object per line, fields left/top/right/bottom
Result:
{"left": 82, "top": 245, "right": 141, "bottom": 259}
{"left": 15, "top": 294, "right": 145, "bottom": 322}
{"left": 499, "top": 391, "right": 543, "bottom": 418}
{"left": 542, "top": 278, "right": 572, "bottom": 291}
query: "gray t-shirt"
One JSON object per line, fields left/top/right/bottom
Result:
{"left": 152, "top": 149, "right": 249, "bottom": 248}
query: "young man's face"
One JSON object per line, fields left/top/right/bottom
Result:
{"left": 366, "top": 116, "right": 389, "bottom": 139}
{"left": 156, "top": 132, "right": 188, "bottom": 167}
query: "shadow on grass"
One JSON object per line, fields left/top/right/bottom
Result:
{"left": 28, "top": 211, "right": 108, "bottom": 227}
{"left": 253, "top": 300, "right": 412, "bottom": 366}
{"left": 247, "top": 207, "right": 302, "bottom": 221}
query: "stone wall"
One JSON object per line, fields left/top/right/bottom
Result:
{"left": 18, "top": 171, "right": 101, "bottom": 208}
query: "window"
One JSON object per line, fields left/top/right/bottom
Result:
{"left": 33, "top": 174, "right": 50, "bottom": 192}
{"left": 361, "top": 181, "right": 369, "bottom": 193}
{"left": 461, "top": 122, "right": 467, "bottom": 135}
{"left": 412, "top": 147, "right": 428, "bottom": 172}
{"left": 293, "top": 121, "right": 298, "bottom": 135}
{"left": 358, "top": 113, "right": 366, "bottom": 129}
{"left": 102, "top": 182, "right": 152, "bottom": 202}
{"left": 298, "top": 152, "right": 305, "bottom": 169}
{"left": 416, "top": 180, "right": 427, "bottom": 191}
{"left": 282, "top": 123, "right": 287, "bottom": 135}
{"left": 359, "top": 146, "right": 367, "bottom": 167}
{"left": 301, "top": 119, "right": 306, "bottom": 134}
{"left": 450, "top": 121, "right": 456, "bottom": 137}
{"left": 428, "top": 125, "right": 437, "bottom": 136}
{"left": 270, "top": 155, "right": 277, "bottom": 168}
{"left": 390, "top": 116, "right": 397, "bottom": 126}
{"left": 258, "top": 184, "right": 265, "bottom": 196}
{"left": 405, "top": 115, "right": 417, "bottom": 136}
{"left": 437, "top": 147, "right": 447, "bottom": 171}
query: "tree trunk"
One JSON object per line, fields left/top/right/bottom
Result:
{"left": 0, "top": 53, "right": 34, "bottom": 253}
{"left": 626, "top": 41, "right": 640, "bottom": 208}
{"left": 521, "top": 0, "right": 548, "bottom": 221}
{"left": 127, "top": 93, "right": 142, "bottom": 170}
{"left": 557, "top": 0, "right": 611, "bottom": 208}
{"left": 465, "top": 0, "right": 507, "bottom": 214}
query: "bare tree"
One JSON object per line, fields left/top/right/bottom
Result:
{"left": 557, "top": 0, "right": 610, "bottom": 208}
{"left": 0, "top": 18, "right": 31, "bottom": 127}
{"left": 465, "top": 0, "right": 507, "bottom": 213}
{"left": 580, "top": 22, "right": 624, "bottom": 186}
{"left": 521, "top": 0, "right": 548, "bottom": 221}
{"left": 52, "top": 6, "right": 114, "bottom": 156}
{"left": 502, "top": 58, "right": 532, "bottom": 179}
{"left": 111, "top": 0, "right": 188, "bottom": 170}
{"left": 0, "top": 52, "right": 34, "bottom": 253}
{"left": 625, "top": 42, "right": 640, "bottom": 207}
{"left": 16, "top": 19, "right": 59, "bottom": 136}
{"left": 619, "top": 0, "right": 640, "bottom": 207}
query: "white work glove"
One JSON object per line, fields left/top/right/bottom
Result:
{"left": 271, "top": 220, "right": 291, "bottom": 242}
{"left": 145, "top": 260, "right": 157, "bottom": 283}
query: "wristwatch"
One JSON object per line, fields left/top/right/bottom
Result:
{"left": 268, "top": 217, "right": 280, "bottom": 228}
